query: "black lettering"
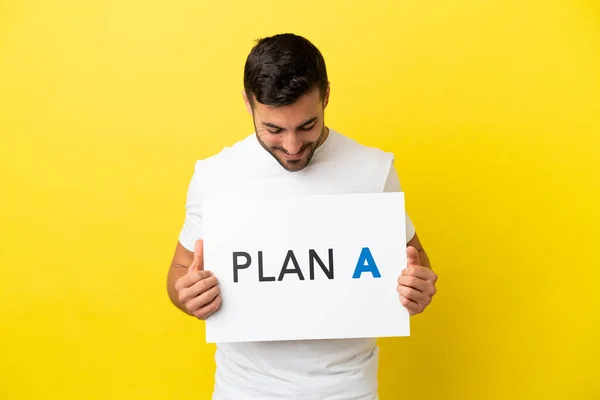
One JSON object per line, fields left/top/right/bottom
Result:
{"left": 232, "top": 252, "right": 251, "bottom": 283}
{"left": 277, "top": 250, "right": 305, "bottom": 281}
{"left": 309, "top": 249, "right": 334, "bottom": 280}
{"left": 258, "top": 251, "right": 276, "bottom": 282}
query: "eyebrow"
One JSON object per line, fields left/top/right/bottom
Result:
{"left": 262, "top": 116, "right": 318, "bottom": 131}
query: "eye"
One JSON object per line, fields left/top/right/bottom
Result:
{"left": 268, "top": 128, "right": 283, "bottom": 134}
{"left": 300, "top": 123, "right": 316, "bottom": 131}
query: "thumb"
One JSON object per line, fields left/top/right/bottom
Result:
{"left": 406, "top": 246, "right": 420, "bottom": 268}
{"left": 188, "top": 239, "right": 204, "bottom": 273}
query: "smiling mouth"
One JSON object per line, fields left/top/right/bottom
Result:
{"left": 280, "top": 146, "right": 308, "bottom": 161}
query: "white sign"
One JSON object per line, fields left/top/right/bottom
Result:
{"left": 202, "top": 192, "right": 410, "bottom": 343}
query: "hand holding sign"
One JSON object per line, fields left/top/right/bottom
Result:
{"left": 174, "top": 239, "right": 222, "bottom": 320}
{"left": 397, "top": 246, "right": 437, "bottom": 316}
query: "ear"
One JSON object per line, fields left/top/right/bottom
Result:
{"left": 242, "top": 90, "right": 253, "bottom": 115}
{"left": 323, "top": 83, "right": 330, "bottom": 108}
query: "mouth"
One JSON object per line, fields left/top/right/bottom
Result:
{"left": 280, "top": 146, "right": 308, "bottom": 161}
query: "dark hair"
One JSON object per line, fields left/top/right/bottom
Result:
{"left": 243, "top": 33, "right": 329, "bottom": 108}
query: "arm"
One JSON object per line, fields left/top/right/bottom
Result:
{"left": 167, "top": 241, "right": 195, "bottom": 314}
{"left": 168, "top": 161, "right": 221, "bottom": 319}
{"left": 166, "top": 240, "right": 222, "bottom": 319}
{"left": 382, "top": 162, "right": 429, "bottom": 268}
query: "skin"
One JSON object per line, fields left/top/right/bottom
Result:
{"left": 168, "top": 240, "right": 221, "bottom": 320}
{"left": 166, "top": 85, "right": 438, "bottom": 319}
{"left": 242, "top": 85, "right": 331, "bottom": 172}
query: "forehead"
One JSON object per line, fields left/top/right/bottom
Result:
{"left": 253, "top": 88, "right": 322, "bottom": 125}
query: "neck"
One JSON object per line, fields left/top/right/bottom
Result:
{"left": 315, "top": 125, "right": 330, "bottom": 149}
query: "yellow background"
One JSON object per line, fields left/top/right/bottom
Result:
{"left": 1, "top": 0, "right": 599, "bottom": 399}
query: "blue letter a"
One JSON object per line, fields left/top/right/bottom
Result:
{"left": 352, "top": 247, "right": 381, "bottom": 279}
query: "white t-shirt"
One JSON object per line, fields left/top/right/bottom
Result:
{"left": 178, "top": 128, "right": 416, "bottom": 400}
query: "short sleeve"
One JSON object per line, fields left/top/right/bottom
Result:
{"left": 383, "top": 163, "right": 416, "bottom": 242}
{"left": 178, "top": 161, "right": 204, "bottom": 252}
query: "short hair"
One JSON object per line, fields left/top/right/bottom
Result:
{"left": 243, "top": 33, "right": 329, "bottom": 108}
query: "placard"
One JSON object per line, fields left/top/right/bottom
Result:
{"left": 202, "top": 192, "right": 410, "bottom": 343}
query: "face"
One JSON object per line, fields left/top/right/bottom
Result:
{"left": 244, "top": 86, "right": 330, "bottom": 172}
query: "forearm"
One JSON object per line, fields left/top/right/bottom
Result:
{"left": 418, "top": 249, "right": 431, "bottom": 269}
{"left": 167, "top": 265, "right": 192, "bottom": 315}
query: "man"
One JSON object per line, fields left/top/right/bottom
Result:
{"left": 167, "top": 33, "right": 438, "bottom": 400}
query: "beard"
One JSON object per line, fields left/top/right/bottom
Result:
{"left": 255, "top": 123, "right": 328, "bottom": 172}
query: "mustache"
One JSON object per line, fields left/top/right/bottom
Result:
{"left": 274, "top": 143, "right": 312, "bottom": 155}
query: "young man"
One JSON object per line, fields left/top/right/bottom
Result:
{"left": 167, "top": 33, "right": 438, "bottom": 400}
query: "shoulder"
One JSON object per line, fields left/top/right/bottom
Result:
{"left": 331, "top": 129, "right": 395, "bottom": 162}
{"left": 197, "top": 133, "right": 256, "bottom": 168}
{"left": 184, "top": 133, "right": 256, "bottom": 200}
{"left": 190, "top": 133, "right": 257, "bottom": 177}
{"left": 328, "top": 129, "right": 395, "bottom": 174}
{"left": 322, "top": 129, "right": 395, "bottom": 191}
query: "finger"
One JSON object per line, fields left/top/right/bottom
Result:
{"left": 399, "top": 293, "right": 420, "bottom": 314}
{"left": 184, "top": 275, "right": 218, "bottom": 301}
{"left": 399, "top": 295, "right": 422, "bottom": 316}
{"left": 397, "top": 275, "right": 428, "bottom": 292}
{"left": 193, "top": 294, "right": 222, "bottom": 320}
{"left": 398, "top": 276, "right": 437, "bottom": 299}
{"left": 397, "top": 285, "right": 425, "bottom": 304}
{"left": 186, "top": 283, "right": 220, "bottom": 313}
{"left": 175, "top": 270, "right": 213, "bottom": 299}
{"left": 402, "top": 265, "right": 435, "bottom": 281}
{"left": 406, "top": 246, "right": 420, "bottom": 268}
{"left": 188, "top": 239, "right": 204, "bottom": 273}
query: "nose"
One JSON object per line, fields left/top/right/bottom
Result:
{"left": 282, "top": 132, "right": 303, "bottom": 154}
